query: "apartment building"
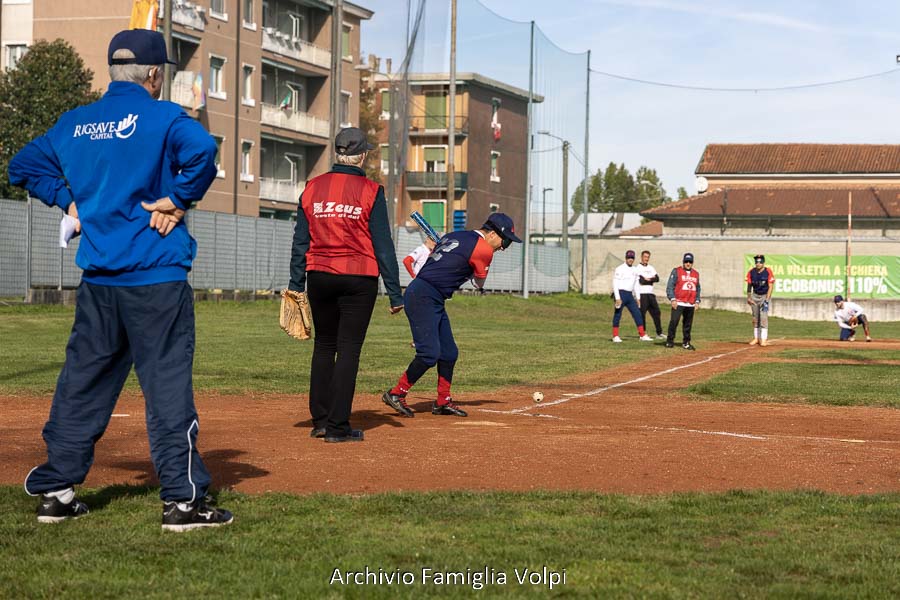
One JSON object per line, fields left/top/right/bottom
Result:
{"left": 372, "top": 72, "right": 532, "bottom": 232}
{"left": 0, "top": 0, "right": 372, "bottom": 218}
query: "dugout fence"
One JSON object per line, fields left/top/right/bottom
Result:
{"left": 0, "top": 198, "right": 568, "bottom": 300}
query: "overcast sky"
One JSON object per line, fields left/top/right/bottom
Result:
{"left": 359, "top": 0, "right": 900, "bottom": 211}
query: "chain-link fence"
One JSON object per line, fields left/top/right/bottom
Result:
{"left": 0, "top": 198, "right": 568, "bottom": 299}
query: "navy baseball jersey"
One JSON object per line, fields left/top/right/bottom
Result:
{"left": 417, "top": 230, "right": 494, "bottom": 298}
{"left": 746, "top": 267, "right": 775, "bottom": 295}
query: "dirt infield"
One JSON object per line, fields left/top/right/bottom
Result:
{"left": 2, "top": 340, "right": 899, "bottom": 496}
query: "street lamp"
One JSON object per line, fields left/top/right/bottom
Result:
{"left": 541, "top": 187, "right": 554, "bottom": 243}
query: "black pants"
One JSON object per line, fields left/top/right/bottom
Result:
{"left": 640, "top": 293, "right": 663, "bottom": 335}
{"left": 666, "top": 305, "right": 695, "bottom": 345}
{"left": 306, "top": 271, "right": 378, "bottom": 437}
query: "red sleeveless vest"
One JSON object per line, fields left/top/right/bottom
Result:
{"left": 301, "top": 171, "right": 380, "bottom": 277}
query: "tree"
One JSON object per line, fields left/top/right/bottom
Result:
{"left": 569, "top": 162, "right": 670, "bottom": 214}
{"left": 0, "top": 39, "right": 100, "bottom": 199}
{"left": 358, "top": 83, "right": 382, "bottom": 184}
{"left": 677, "top": 186, "right": 689, "bottom": 200}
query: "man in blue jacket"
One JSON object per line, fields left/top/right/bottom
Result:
{"left": 8, "top": 29, "right": 232, "bottom": 531}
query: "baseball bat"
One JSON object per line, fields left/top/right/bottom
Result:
{"left": 410, "top": 211, "right": 442, "bottom": 244}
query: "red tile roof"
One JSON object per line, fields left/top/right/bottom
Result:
{"left": 642, "top": 188, "right": 900, "bottom": 219}
{"left": 696, "top": 144, "right": 900, "bottom": 175}
{"left": 620, "top": 221, "right": 663, "bottom": 236}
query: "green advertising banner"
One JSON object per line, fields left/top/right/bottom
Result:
{"left": 744, "top": 255, "right": 900, "bottom": 299}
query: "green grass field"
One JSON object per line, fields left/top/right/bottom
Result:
{"left": 2, "top": 296, "right": 900, "bottom": 597}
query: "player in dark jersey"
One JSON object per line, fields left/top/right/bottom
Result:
{"left": 746, "top": 254, "right": 775, "bottom": 346}
{"left": 382, "top": 213, "right": 522, "bottom": 418}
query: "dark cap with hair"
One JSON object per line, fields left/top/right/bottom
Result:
{"left": 108, "top": 29, "right": 176, "bottom": 66}
{"left": 754, "top": 254, "right": 765, "bottom": 263}
{"left": 683, "top": 253, "right": 694, "bottom": 263}
{"left": 625, "top": 250, "right": 636, "bottom": 259}
{"left": 834, "top": 295, "right": 844, "bottom": 303}
{"left": 334, "top": 127, "right": 376, "bottom": 156}
{"left": 482, "top": 213, "right": 522, "bottom": 248}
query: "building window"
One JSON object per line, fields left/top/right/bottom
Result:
{"left": 241, "top": 140, "right": 254, "bottom": 182}
{"left": 424, "top": 92, "right": 447, "bottom": 129}
{"left": 491, "top": 98, "right": 502, "bottom": 141}
{"left": 380, "top": 144, "right": 391, "bottom": 174}
{"left": 242, "top": 0, "right": 256, "bottom": 29}
{"left": 209, "top": 55, "right": 226, "bottom": 100}
{"left": 424, "top": 147, "right": 447, "bottom": 173}
{"left": 212, "top": 135, "right": 226, "bottom": 178}
{"left": 380, "top": 89, "right": 391, "bottom": 119}
{"left": 210, "top": 0, "right": 228, "bottom": 20}
{"left": 289, "top": 13, "right": 306, "bottom": 41}
{"left": 341, "top": 25, "right": 352, "bottom": 59}
{"left": 490, "top": 151, "right": 500, "bottom": 182}
{"left": 242, "top": 64, "right": 254, "bottom": 106}
{"left": 421, "top": 200, "right": 446, "bottom": 232}
{"left": 5, "top": 44, "right": 27, "bottom": 70}
{"left": 340, "top": 91, "right": 351, "bottom": 127}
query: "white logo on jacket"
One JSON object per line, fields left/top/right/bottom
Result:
{"left": 312, "top": 201, "right": 363, "bottom": 219}
{"left": 72, "top": 113, "right": 139, "bottom": 140}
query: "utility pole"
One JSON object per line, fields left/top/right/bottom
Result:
{"left": 446, "top": 0, "right": 457, "bottom": 234}
{"left": 522, "top": 21, "right": 534, "bottom": 299}
{"left": 162, "top": 0, "right": 173, "bottom": 100}
{"left": 541, "top": 187, "right": 553, "bottom": 243}
{"left": 562, "top": 140, "right": 569, "bottom": 248}
{"left": 330, "top": 0, "right": 344, "bottom": 155}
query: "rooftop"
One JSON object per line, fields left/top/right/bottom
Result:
{"left": 696, "top": 144, "right": 900, "bottom": 175}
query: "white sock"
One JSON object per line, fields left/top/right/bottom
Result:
{"left": 760, "top": 328, "right": 768, "bottom": 341}
{"left": 46, "top": 487, "right": 75, "bottom": 504}
{"left": 753, "top": 328, "right": 758, "bottom": 339}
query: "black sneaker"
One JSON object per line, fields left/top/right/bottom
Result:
{"left": 382, "top": 391, "right": 414, "bottom": 418}
{"left": 324, "top": 429, "right": 365, "bottom": 443}
{"left": 37, "top": 494, "right": 89, "bottom": 523}
{"left": 310, "top": 427, "right": 326, "bottom": 438}
{"left": 683, "top": 343, "right": 696, "bottom": 351}
{"left": 162, "top": 498, "right": 234, "bottom": 532}
{"left": 665, "top": 342, "right": 674, "bottom": 348}
{"left": 432, "top": 399, "right": 468, "bottom": 417}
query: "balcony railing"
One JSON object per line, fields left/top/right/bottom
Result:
{"left": 408, "top": 115, "right": 469, "bottom": 135}
{"left": 171, "top": 71, "right": 195, "bottom": 108}
{"left": 406, "top": 171, "right": 468, "bottom": 190}
{"left": 171, "top": 0, "right": 205, "bottom": 30}
{"left": 261, "top": 29, "right": 331, "bottom": 70}
{"left": 260, "top": 103, "right": 330, "bottom": 138}
{"left": 259, "top": 178, "right": 306, "bottom": 204}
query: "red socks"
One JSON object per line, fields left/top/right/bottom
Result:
{"left": 437, "top": 376, "right": 452, "bottom": 405}
{"left": 390, "top": 372, "right": 412, "bottom": 397}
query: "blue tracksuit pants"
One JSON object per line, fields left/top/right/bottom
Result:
{"left": 24, "top": 281, "right": 211, "bottom": 502}
{"left": 402, "top": 278, "right": 459, "bottom": 386}
{"left": 613, "top": 290, "right": 644, "bottom": 328}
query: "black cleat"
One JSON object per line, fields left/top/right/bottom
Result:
{"left": 682, "top": 343, "right": 696, "bottom": 351}
{"left": 37, "top": 494, "right": 89, "bottom": 523}
{"left": 431, "top": 399, "right": 468, "bottom": 417}
{"left": 665, "top": 342, "right": 674, "bottom": 348}
{"left": 382, "top": 391, "right": 414, "bottom": 418}
{"left": 310, "top": 427, "right": 326, "bottom": 438}
{"left": 324, "top": 429, "right": 365, "bottom": 443}
{"left": 162, "top": 498, "right": 233, "bottom": 532}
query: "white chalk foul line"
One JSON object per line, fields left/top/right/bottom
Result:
{"left": 641, "top": 426, "right": 900, "bottom": 446}
{"left": 642, "top": 426, "right": 766, "bottom": 440}
{"left": 479, "top": 346, "right": 752, "bottom": 416}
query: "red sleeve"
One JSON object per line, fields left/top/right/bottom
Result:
{"left": 402, "top": 255, "right": 416, "bottom": 278}
{"left": 468, "top": 237, "right": 494, "bottom": 279}
{"left": 745, "top": 269, "right": 752, "bottom": 284}
{"left": 766, "top": 267, "right": 775, "bottom": 283}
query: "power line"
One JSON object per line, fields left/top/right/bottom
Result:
{"left": 589, "top": 67, "right": 900, "bottom": 93}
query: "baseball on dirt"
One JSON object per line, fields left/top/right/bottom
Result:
{"left": 532, "top": 391, "right": 544, "bottom": 403}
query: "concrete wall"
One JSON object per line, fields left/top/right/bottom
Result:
{"left": 569, "top": 236, "right": 900, "bottom": 321}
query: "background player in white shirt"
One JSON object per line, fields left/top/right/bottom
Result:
{"left": 833, "top": 295, "right": 872, "bottom": 342}
{"left": 611, "top": 250, "right": 652, "bottom": 343}
{"left": 402, "top": 237, "right": 436, "bottom": 278}
{"left": 634, "top": 250, "right": 664, "bottom": 338}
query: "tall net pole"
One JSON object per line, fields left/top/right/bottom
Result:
{"left": 521, "top": 20, "right": 535, "bottom": 298}
{"left": 581, "top": 49, "right": 591, "bottom": 294}
{"left": 446, "top": 0, "right": 457, "bottom": 233}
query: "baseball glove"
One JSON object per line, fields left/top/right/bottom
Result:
{"left": 280, "top": 289, "right": 312, "bottom": 340}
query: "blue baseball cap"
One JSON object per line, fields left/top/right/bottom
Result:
{"left": 108, "top": 29, "right": 176, "bottom": 66}
{"left": 482, "top": 213, "right": 522, "bottom": 247}
{"left": 834, "top": 295, "right": 844, "bottom": 303}
{"left": 625, "top": 250, "right": 636, "bottom": 259}
{"left": 683, "top": 253, "right": 694, "bottom": 263}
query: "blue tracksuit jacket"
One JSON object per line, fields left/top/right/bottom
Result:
{"left": 8, "top": 81, "right": 217, "bottom": 286}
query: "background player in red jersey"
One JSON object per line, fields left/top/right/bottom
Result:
{"left": 289, "top": 127, "right": 404, "bottom": 443}
{"left": 665, "top": 253, "right": 701, "bottom": 350}
{"left": 383, "top": 213, "right": 521, "bottom": 418}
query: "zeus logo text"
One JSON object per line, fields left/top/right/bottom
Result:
{"left": 72, "top": 114, "right": 139, "bottom": 141}
{"left": 312, "top": 202, "right": 363, "bottom": 219}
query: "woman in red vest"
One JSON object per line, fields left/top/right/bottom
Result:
{"left": 664, "top": 253, "right": 701, "bottom": 350}
{"left": 288, "top": 128, "right": 404, "bottom": 443}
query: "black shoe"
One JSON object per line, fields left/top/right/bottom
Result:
{"left": 682, "top": 343, "right": 696, "bottom": 350}
{"left": 382, "top": 391, "right": 414, "bottom": 418}
{"left": 162, "top": 498, "right": 234, "bottom": 532}
{"left": 37, "top": 494, "right": 89, "bottom": 523}
{"left": 665, "top": 342, "right": 674, "bottom": 348}
{"left": 310, "top": 427, "right": 326, "bottom": 438}
{"left": 432, "top": 399, "right": 468, "bottom": 417}
{"left": 324, "top": 429, "right": 365, "bottom": 443}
